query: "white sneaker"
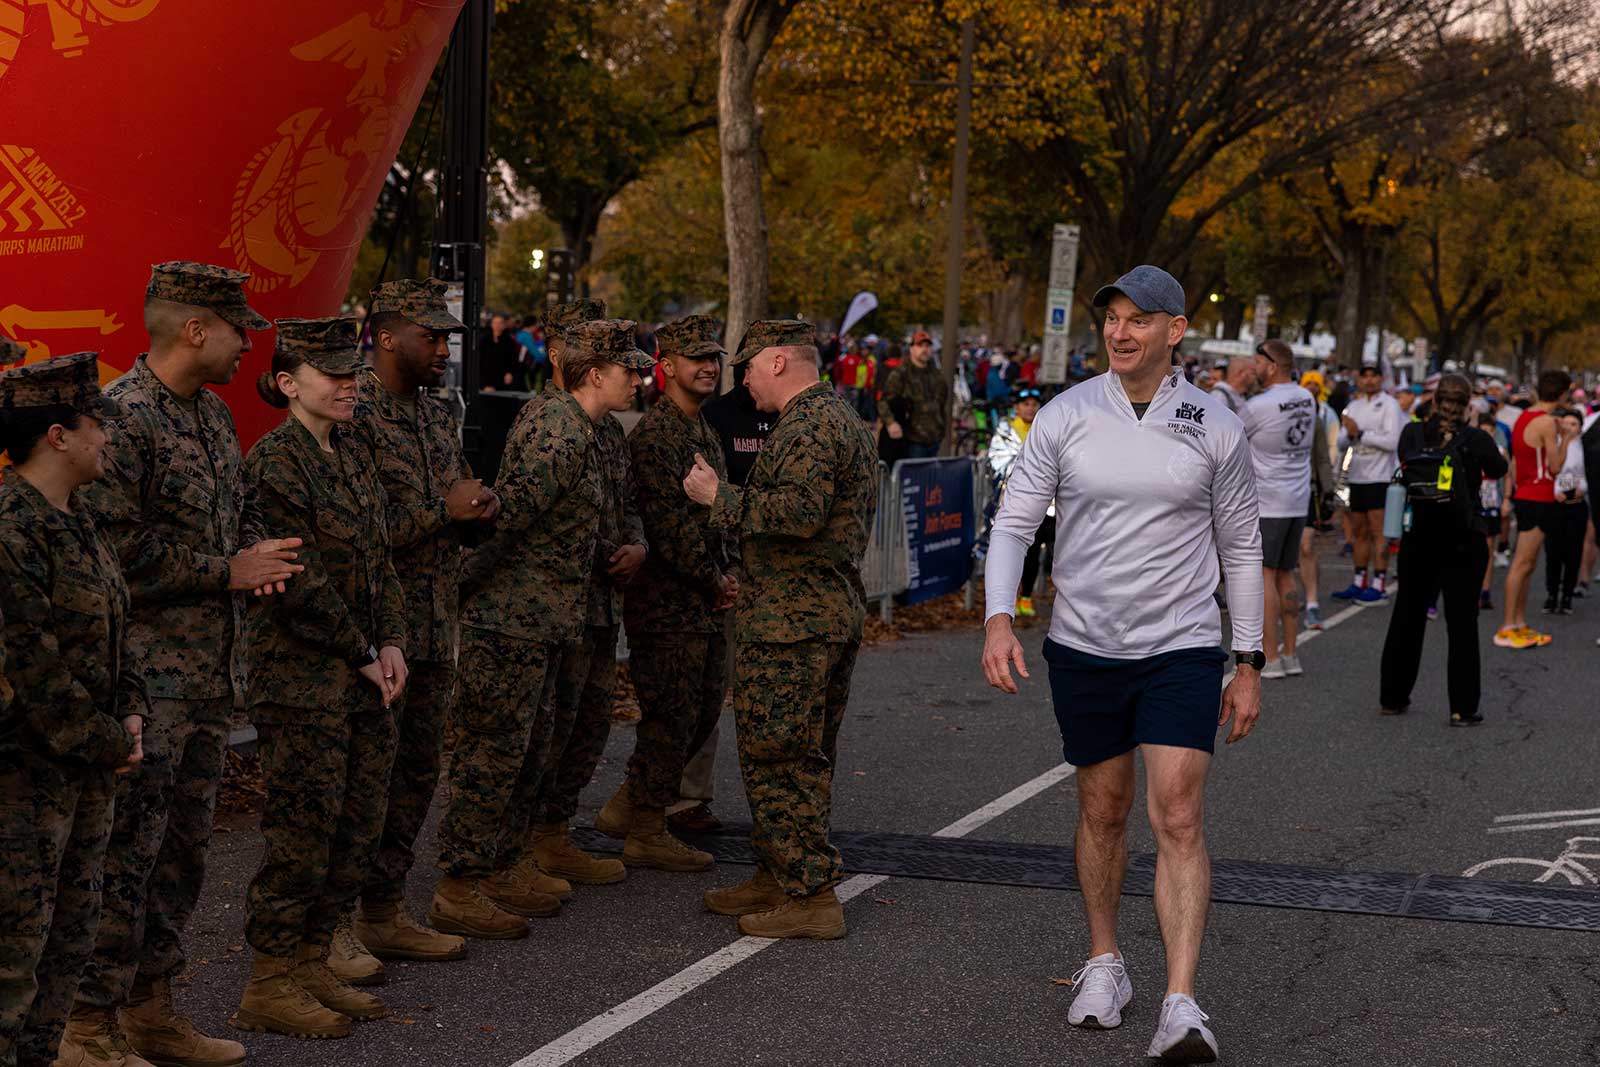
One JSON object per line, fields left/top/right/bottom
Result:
{"left": 1260, "top": 658, "right": 1287, "bottom": 680}
{"left": 1066, "top": 952, "right": 1132, "bottom": 1029}
{"left": 1147, "top": 992, "right": 1219, "bottom": 1063}
{"left": 1282, "top": 654, "right": 1303, "bottom": 676}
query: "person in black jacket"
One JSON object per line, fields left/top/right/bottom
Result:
{"left": 1378, "top": 374, "right": 1508, "bottom": 725}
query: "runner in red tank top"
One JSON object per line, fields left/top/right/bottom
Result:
{"left": 1498, "top": 371, "right": 1574, "bottom": 647}
{"left": 1512, "top": 408, "right": 1556, "bottom": 503}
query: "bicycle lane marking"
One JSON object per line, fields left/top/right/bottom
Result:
{"left": 509, "top": 597, "right": 1372, "bottom": 1067}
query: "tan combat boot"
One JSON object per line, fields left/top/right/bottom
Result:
{"left": 703, "top": 867, "right": 786, "bottom": 916}
{"left": 56, "top": 1009, "right": 156, "bottom": 1067}
{"left": 428, "top": 875, "right": 529, "bottom": 940}
{"left": 481, "top": 863, "right": 562, "bottom": 918}
{"left": 529, "top": 822, "right": 625, "bottom": 885}
{"left": 356, "top": 899, "right": 468, "bottom": 961}
{"left": 622, "top": 807, "right": 714, "bottom": 872}
{"left": 737, "top": 887, "right": 846, "bottom": 940}
{"left": 122, "top": 976, "right": 246, "bottom": 1067}
{"left": 228, "top": 951, "right": 350, "bottom": 1039}
{"left": 519, "top": 858, "right": 573, "bottom": 901}
{"left": 594, "top": 783, "right": 633, "bottom": 839}
{"left": 291, "top": 942, "right": 387, "bottom": 1022}
{"left": 326, "top": 921, "right": 384, "bottom": 987}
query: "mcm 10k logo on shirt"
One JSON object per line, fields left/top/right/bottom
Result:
{"left": 1167, "top": 401, "right": 1207, "bottom": 438}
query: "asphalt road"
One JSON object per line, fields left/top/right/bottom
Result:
{"left": 176, "top": 551, "right": 1600, "bottom": 1067}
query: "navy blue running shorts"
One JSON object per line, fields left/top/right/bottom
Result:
{"left": 1042, "top": 639, "right": 1228, "bottom": 767}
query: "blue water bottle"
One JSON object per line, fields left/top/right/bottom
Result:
{"left": 1382, "top": 480, "right": 1407, "bottom": 540}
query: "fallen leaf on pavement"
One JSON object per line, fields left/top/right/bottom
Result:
{"left": 1050, "top": 977, "right": 1075, "bottom": 986}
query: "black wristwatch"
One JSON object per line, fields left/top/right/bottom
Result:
{"left": 348, "top": 644, "right": 379, "bottom": 669}
{"left": 1234, "top": 650, "right": 1266, "bottom": 671}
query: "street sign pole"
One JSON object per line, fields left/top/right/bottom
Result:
{"left": 1039, "top": 223, "right": 1079, "bottom": 385}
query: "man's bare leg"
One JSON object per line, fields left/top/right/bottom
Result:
{"left": 1143, "top": 743, "right": 1212, "bottom": 996}
{"left": 1364, "top": 509, "right": 1389, "bottom": 589}
{"left": 1503, "top": 527, "right": 1545, "bottom": 630}
{"left": 1278, "top": 570, "right": 1300, "bottom": 657}
{"left": 1350, "top": 511, "right": 1372, "bottom": 578}
{"left": 1075, "top": 752, "right": 1137, "bottom": 958}
{"left": 1261, "top": 565, "right": 1281, "bottom": 660}
{"left": 1299, "top": 526, "right": 1320, "bottom": 608}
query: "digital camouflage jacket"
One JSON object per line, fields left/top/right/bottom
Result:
{"left": 350, "top": 372, "right": 473, "bottom": 664}
{"left": 710, "top": 383, "right": 878, "bottom": 644}
{"left": 0, "top": 476, "right": 144, "bottom": 769}
{"left": 460, "top": 387, "right": 602, "bottom": 644}
{"left": 623, "top": 396, "right": 728, "bottom": 636}
{"left": 240, "top": 417, "right": 406, "bottom": 714}
{"left": 84, "top": 356, "right": 241, "bottom": 700}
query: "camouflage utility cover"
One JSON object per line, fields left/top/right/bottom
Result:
{"left": 369, "top": 278, "right": 466, "bottom": 332}
{"left": 146, "top": 261, "right": 270, "bottom": 331}
{"left": 730, "top": 319, "right": 816, "bottom": 366}
{"left": 655, "top": 315, "right": 725, "bottom": 359}
{"left": 0, "top": 351, "right": 120, "bottom": 417}
{"left": 274, "top": 317, "right": 363, "bottom": 376}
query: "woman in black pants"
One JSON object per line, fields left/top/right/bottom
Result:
{"left": 1379, "top": 375, "right": 1508, "bottom": 725}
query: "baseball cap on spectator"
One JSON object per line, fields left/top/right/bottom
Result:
{"left": 911, "top": 330, "right": 933, "bottom": 345}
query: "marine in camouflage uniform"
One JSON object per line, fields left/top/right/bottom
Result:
{"left": 530, "top": 311, "right": 651, "bottom": 884}
{"left": 347, "top": 280, "right": 481, "bottom": 964}
{"left": 881, "top": 343, "right": 950, "bottom": 453}
{"left": 0, "top": 353, "right": 143, "bottom": 1067}
{"left": 0, "top": 338, "right": 22, "bottom": 364}
{"left": 697, "top": 321, "right": 877, "bottom": 937}
{"left": 233, "top": 317, "right": 406, "bottom": 1036}
{"left": 597, "top": 315, "right": 731, "bottom": 868}
{"left": 73, "top": 262, "right": 268, "bottom": 1067}
{"left": 432, "top": 311, "right": 608, "bottom": 916}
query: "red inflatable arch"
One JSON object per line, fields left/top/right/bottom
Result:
{"left": 0, "top": 0, "right": 463, "bottom": 446}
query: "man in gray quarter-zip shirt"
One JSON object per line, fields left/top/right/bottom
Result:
{"left": 980, "top": 265, "right": 1264, "bottom": 1066}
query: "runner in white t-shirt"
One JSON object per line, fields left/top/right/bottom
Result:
{"left": 1241, "top": 340, "right": 1316, "bottom": 679}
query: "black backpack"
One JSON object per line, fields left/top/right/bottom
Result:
{"left": 1398, "top": 428, "right": 1468, "bottom": 507}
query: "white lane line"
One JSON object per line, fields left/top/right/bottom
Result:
{"left": 511, "top": 596, "right": 1375, "bottom": 1067}
{"left": 1495, "top": 807, "right": 1600, "bottom": 824}
{"left": 509, "top": 761, "right": 1075, "bottom": 1067}
{"left": 1490, "top": 817, "right": 1600, "bottom": 835}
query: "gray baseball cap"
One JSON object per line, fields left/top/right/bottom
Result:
{"left": 1092, "top": 265, "right": 1186, "bottom": 318}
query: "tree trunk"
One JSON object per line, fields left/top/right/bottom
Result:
{"left": 1334, "top": 225, "right": 1366, "bottom": 366}
{"left": 982, "top": 272, "right": 1029, "bottom": 347}
{"left": 719, "top": 4, "right": 774, "bottom": 354}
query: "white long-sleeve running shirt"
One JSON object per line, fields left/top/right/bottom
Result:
{"left": 1336, "top": 391, "right": 1403, "bottom": 484}
{"left": 985, "top": 369, "right": 1265, "bottom": 658}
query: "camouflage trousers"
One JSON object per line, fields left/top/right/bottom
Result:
{"left": 534, "top": 625, "right": 619, "bottom": 826}
{"left": 734, "top": 639, "right": 859, "bottom": 897}
{"left": 0, "top": 762, "right": 114, "bottom": 1067}
{"left": 624, "top": 631, "right": 729, "bottom": 811}
{"left": 436, "top": 627, "right": 565, "bottom": 879}
{"left": 76, "top": 697, "right": 227, "bottom": 1012}
{"left": 244, "top": 695, "right": 396, "bottom": 958}
{"left": 364, "top": 661, "right": 454, "bottom": 904}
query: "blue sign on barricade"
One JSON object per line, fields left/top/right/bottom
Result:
{"left": 896, "top": 458, "right": 975, "bottom": 605}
